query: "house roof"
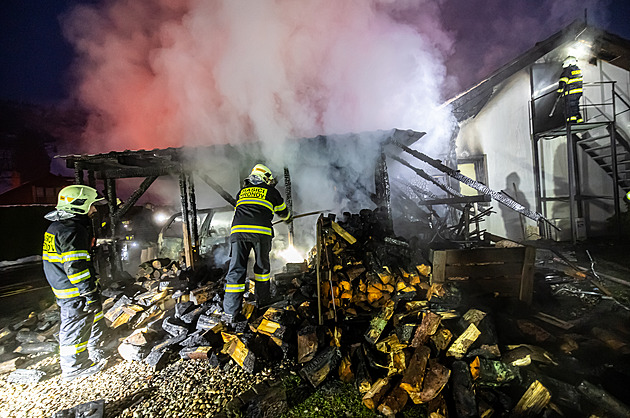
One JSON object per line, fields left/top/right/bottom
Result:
{"left": 0, "top": 173, "right": 73, "bottom": 206}
{"left": 446, "top": 20, "right": 630, "bottom": 122}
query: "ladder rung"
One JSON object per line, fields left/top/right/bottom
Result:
{"left": 585, "top": 144, "right": 626, "bottom": 152}
{"left": 576, "top": 134, "right": 611, "bottom": 143}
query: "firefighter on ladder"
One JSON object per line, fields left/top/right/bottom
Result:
{"left": 42, "top": 185, "right": 108, "bottom": 380}
{"left": 557, "top": 55, "right": 584, "bottom": 124}
{"left": 222, "top": 164, "right": 292, "bottom": 324}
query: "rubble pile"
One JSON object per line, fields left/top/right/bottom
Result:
{"left": 2, "top": 209, "right": 630, "bottom": 417}
{"left": 102, "top": 210, "right": 630, "bottom": 416}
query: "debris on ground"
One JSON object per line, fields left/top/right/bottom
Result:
{"left": 1, "top": 209, "right": 630, "bottom": 417}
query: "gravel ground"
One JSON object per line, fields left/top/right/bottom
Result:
{"left": 0, "top": 351, "right": 290, "bottom": 418}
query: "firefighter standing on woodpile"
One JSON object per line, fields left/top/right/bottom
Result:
{"left": 42, "top": 185, "right": 108, "bottom": 380}
{"left": 557, "top": 55, "right": 584, "bottom": 124}
{"left": 222, "top": 164, "right": 292, "bottom": 324}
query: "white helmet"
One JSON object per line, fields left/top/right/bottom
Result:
{"left": 56, "top": 185, "right": 104, "bottom": 215}
{"left": 250, "top": 164, "right": 276, "bottom": 185}
{"left": 563, "top": 56, "right": 578, "bottom": 68}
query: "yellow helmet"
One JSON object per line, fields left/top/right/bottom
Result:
{"left": 56, "top": 185, "right": 104, "bottom": 215}
{"left": 250, "top": 164, "right": 276, "bottom": 185}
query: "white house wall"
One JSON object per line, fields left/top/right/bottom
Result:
{"left": 456, "top": 56, "right": 630, "bottom": 240}
{"left": 455, "top": 70, "right": 536, "bottom": 240}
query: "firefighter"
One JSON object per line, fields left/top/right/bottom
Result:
{"left": 557, "top": 55, "right": 583, "bottom": 123}
{"left": 42, "top": 185, "right": 108, "bottom": 380}
{"left": 222, "top": 164, "right": 292, "bottom": 324}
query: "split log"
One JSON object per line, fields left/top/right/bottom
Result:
{"left": 362, "top": 377, "right": 391, "bottom": 410}
{"left": 400, "top": 345, "right": 430, "bottom": 395}
{"left": 592, "top": 327, "right": 630, "bottom": 354}
{"left": 15, "top": 330, "right": 46, "bottom": 344}
{"left": 365, "top": 300, "right": 396, "bottom": 344}
{"left": 179, "top": 346, "right": 213, "bottom": 360}
{"left": 354, "top": 345, "right": 372, "bottom": 394}
{"left": 408, "top": 359, "right": 450, "bottom": 404}
{"left": 190, "top": 285, "right": 214, "bottom": 305}
{"left": 14, "top": 342, "right": 57, "bottom": 355}
{"left": 469, "top": 356, "right": 520, "bottom": 386}
{"left": 338, "top": 354, "right": 354, "bottom": 383}
{"left": 375, "top": 334, "right": 407, "bottom": 354}
{"left": 511, "top": 380, "right": 551, "bottom": 417}
{"left": 377, "top": 385, "right": 409, "bottom": 417}
{"left": 503, "top": 345, "right": 556, "bottom": 366}
{"left": 431, "top": 328, "right": 453, "bottom": 352}
{"left": 144, "top": 349, "right": 170, "bottom": 371}
{"left": 299, "top": 346, "right": 341, "bottom": 388}
{"left": 411, "top": 311, "right": 441, "bottom": 347}
{"left": 387, "top": 349, "right": 408, "bottom": 377}
{"left": 222, "top": 332, "right": 256, "bottom": 374}
{"left": 297, "top": 326, "right": 318, "bottom": 363}
{"left": 451, "top": 360, "right": 478, "bottom": 418}
{"left": 461, "top": 308, "right": 486, "bottom": 327}
{"left": 331, "top": 221, "right": 357, "bottom": 244}
{"left": 0, "top": 357, "right": 25, "bottom": 375}
{"left": 446, "top": 323, "right": 481, "bottom": 359}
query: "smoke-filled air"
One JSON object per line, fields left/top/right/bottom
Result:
{"left": 58, "top": 0, "right": 611, "bottom": 251}
{"left": 61, "top": 0, "right": 453, "bottom": 153}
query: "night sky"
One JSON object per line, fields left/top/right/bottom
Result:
{"left": 1, "top": 0, "right": 630, "bottom": 105}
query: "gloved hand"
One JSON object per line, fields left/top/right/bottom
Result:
{"left": 284, "top": 213, "right": 293, "bottom": 224}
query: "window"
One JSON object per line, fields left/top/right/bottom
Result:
{"left": 457, "top": 155, "right": 488, "bottom": 200}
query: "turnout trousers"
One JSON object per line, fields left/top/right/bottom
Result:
{"left": 223, "top": 237, "right": 272, "bottom": 316}
{"left": 565, "top": 94, "right": 583, "bottom": 123}
{"left": 58, "top": 297, "right": 105, "bottom": 374}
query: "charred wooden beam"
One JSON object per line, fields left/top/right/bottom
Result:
{"left": 577, "top": 380, "right": 630, "bottom": 418}
{"left": 197, "top": 172, "right": 237, "bottom": 207}
{"left": 451, "top": 360, "right": 478, "bottom": 418}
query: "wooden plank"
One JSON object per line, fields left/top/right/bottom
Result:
{"left": 442, "top": 263, "right": 525, "bottom": 278}
{"left": 432, "top": 250, "right": 447, "bottom": 283}
{"left": 444, "top": 247, "right": 526, "bottom": 264}
{"left": 453, "top": 277, "right": 521, "bottom": 298}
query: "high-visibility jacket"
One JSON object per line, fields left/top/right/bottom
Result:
{"left": 42, "top": 216, "right": 99, "bottom": 302}
{"left": 557, "top": 64, "right": 583, "bottom": 97}
{"left": 230, "top": 179, "right": 290, "bottom": 240}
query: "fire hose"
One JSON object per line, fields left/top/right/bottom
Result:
{"left": 272, "top": 210, "right": 330, "bottom": 225}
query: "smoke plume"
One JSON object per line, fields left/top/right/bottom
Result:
{"left": 62, "top": 0, "right": 454, "bottom": 154}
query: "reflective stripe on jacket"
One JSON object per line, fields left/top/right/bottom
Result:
{"left": 42, "top": 217, "right": 98, "bottom": 300}
{"left": 557, "top": 65, "right": 583, "bottom": 96}
{"left": 230, "top": 181, "right": 290, "bottom": 239}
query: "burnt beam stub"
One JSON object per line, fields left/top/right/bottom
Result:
{"left": 187, "top": 173, "right": 200, "bottom": 252}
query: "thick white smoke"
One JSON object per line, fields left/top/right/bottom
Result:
{"left": 61, "top": 0, "right": 454, "bottom": 152}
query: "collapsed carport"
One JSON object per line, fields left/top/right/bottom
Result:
{"left": 56, "top": 128, "right": 554, "bottom": 281}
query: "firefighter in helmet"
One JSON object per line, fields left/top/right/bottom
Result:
{"left": 222, "top": 164, "right": 292, "bottom": 324}
{"left": 42, "top": 185, "right": 108, "bottom": 380}
{"left": 557, "top": 56, "right": 583, "bottom": 124}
